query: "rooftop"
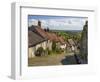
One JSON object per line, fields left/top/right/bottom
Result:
{"left": 28, "top": 31, "right": 46, "bottom": 47}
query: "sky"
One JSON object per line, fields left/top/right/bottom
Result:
{"left": 28, "top": 15, "right": 87, "bottom": 30}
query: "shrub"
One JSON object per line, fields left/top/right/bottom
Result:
{"left": 45, "top": 48, "right": 52, "bottom": 55}
{"left": 52, "top": 42, "right": 56, "bottom": 51}
{"left": 55, "top": 48, "right": 63, "bottom": 54}
{"left": 35, "top": 47, "right": 44, "bottom": 56}
{"left": 52, "top": 42, "right": 64, "bottom": 54}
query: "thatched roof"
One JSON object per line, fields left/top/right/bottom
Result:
{"left": 68, "top": 39, "right": 75, "bottom": 46}
{"left": 28, "top": 25, "right": 38, "bottom": 31}
{"left": 29, "top": 25, "right": 48, "bottom": 40}
{"left": 28, "top": 31, "right": 46, "bottom": 47}
{"left": 51, "top": 33, "right": 59, "bottom": 42}
{"left": 58, "top": 36, "right": 65, "bottom": 44}
{"left": 45, "top": 32, "right": 54, "bottom": 41}
{"left": 34, "top": 27, "right": 48, "bottom": 39}
{"left": 28, "top": 25, "right": 66, "bottom": 44}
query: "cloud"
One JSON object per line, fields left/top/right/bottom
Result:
{"left": 28, "top": 17, "right": 87, "bottom": 30}
{"left": 28, "top": 19, "right": 38, "bottom": 27}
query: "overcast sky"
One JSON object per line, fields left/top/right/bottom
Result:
{"left": 28, "top": 15, "right": 87, "bottom": 30}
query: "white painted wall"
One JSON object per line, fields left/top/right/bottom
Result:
{"left": 28, "top": 47, "right": 36, "bottom": 58}
{"left": 0, "top": 0, "right": 100, "bottom": 81}
{"left": 60, "top": 44, "right": 66, "bottom": 49}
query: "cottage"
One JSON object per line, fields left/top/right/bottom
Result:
{"left": 65, "top": 41, "right": 72, "bottom": 52}
{"left": 28, "top": 31, "right": 47, "bottom": 58}
{"left": 68, "top": 39, "right": 75, "bottom": 46}
{"left": 45, "top": 32, "right": 54, "bottom": 50}
{"left": 67, "top": 39, "right": 77, "bottom": 51}
{"left": 51, "top": 33, "right": 59, "bottom": 42}
{"left": 58, "top": 36, "right": 66, "bottom": 49}
{"left": 28, "top": 20, "right": 70, "bottom": 57}
{"left": 29, "top": 21, "right": 53, "bottom": 51}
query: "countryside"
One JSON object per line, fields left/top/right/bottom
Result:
{"left": 28, "top": 15, "right": 88, "bottom": 66}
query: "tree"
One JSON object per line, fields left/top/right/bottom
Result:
{"left": 80, "top": 21, "right": 88, "bottom": 63}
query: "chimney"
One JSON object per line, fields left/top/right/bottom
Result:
{"left": 38, "top": 20, "right": 41, "bottom": 27}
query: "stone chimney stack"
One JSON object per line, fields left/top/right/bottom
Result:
{"left": 38, "top": 20, "right": 41, "bottom": 27}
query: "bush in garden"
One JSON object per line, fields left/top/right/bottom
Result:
{"left": 45, "top": 48, "right": 52, "bottom": 55}
{"left": 35, "top": 47, "right": 44, "bottom": 56}
{"left": 55, "top": 48, "right": 62, "bottom": 54}
{"left": 52, "top": 42, "right": 56, "bottom": 51}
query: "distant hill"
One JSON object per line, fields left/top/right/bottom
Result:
{"left": 50, "top": 29, "right": 82, "bottom": 33}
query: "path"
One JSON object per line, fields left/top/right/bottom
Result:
{"left": 28, "top": 52, "right": 81, "bottom": 66}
